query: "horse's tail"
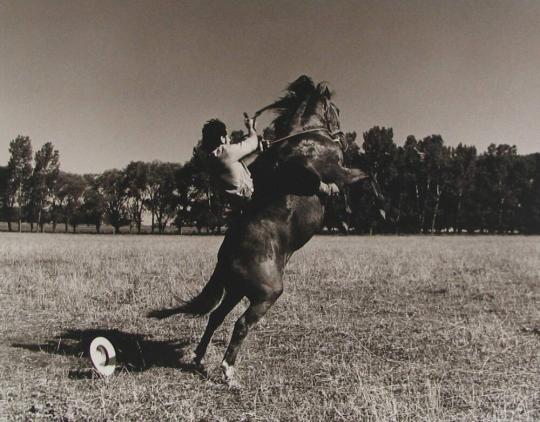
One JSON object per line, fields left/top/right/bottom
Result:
{"left": 147, "top": 273, "right": 224, "bottom": 319}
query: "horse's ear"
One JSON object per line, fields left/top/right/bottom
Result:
{"left": 293, "top": 75, "right": 313, "bottom": 85}
{"left": 317, "top": 82, "right": 332, "bottom": 98}
{"left": 288, "top": 75, "right": 315, "bottom": 96}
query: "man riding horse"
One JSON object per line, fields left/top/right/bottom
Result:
{"left": 199, "top": 115, "right": 262, "bottom": 209}
{"left": 200, "top": 113, "right": 341, "bottom": 212}
{"left": 150, "top": 75, "right": 368, "bottom": 388}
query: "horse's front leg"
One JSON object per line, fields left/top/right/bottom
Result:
{"left": 327, "top": 165, "right": 368, "bottom": 188}
{"left": 318, "top": 166, "right": 368, "bottom": 197}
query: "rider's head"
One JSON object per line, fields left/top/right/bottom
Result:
{"left": 202, "top": 119, "right": 229, "bottom": 153}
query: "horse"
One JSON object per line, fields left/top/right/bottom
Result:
{"left": 149, "top": 76, "right": 368, "bottom": 387}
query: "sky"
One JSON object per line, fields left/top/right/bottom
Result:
{"left": 1, "top": 0, "right": 539, "bottom": 173}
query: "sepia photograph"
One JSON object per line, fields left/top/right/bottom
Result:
{"left": 0, "top": 0, "right": 539, "bottom": 420}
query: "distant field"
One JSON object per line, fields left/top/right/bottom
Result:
{"left": 0, "top": 234, "right": 539, "bottom": 421}
{"left": 0, "top": 222, "right": 201, "bottom": 235}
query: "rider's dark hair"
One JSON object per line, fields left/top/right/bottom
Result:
{"left": 201, "top": 119, "right": 227, "bottom": 153}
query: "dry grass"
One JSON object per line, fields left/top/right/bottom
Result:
{"left": 0, "top": 233, "right": 539, "bottom": 421}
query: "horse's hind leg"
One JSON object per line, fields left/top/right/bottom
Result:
{"left": 193, "top": 289, "right": 243, "bottom": 367}
{"left": 221, "top": 288, "right": 282, "bottom": 387}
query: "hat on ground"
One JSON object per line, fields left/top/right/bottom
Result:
{"left": 89, "top": 336, "right": 117, "bottom": 376}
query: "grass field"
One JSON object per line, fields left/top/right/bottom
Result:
{"left": 0, "top": 233, "right": 538, "bottom": 421}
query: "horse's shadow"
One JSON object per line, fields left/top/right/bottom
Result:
{"left": 12, "top": 328, "right": 203, "bottom": 378}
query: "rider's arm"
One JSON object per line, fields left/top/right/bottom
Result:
{"left": 222, "top": 133, "right": 259, "bottom": 163}
{"left": 220, "top": 115, "right": 261, "bottom": 163}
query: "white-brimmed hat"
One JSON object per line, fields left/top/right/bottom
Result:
{"left": 89, "top": 336, "right": 117, "bottom": 376}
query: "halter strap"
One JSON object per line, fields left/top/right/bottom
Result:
{"left": 266, "top": 127, "right": 341, "bottom": 146}
{"left": 253, "top": 101, "right": 343, "bottom": 147}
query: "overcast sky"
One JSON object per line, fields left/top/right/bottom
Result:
{"left": 1, "top": 0, "right": 539, "bottom": 173}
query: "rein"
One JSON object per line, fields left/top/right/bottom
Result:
{"left": 266, "top": 127, "right": 342, "bottom": 147}
{"left": 252, "top": 104, "right": 343, "bottom": 148}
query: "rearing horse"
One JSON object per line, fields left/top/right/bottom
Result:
{"left": 149, "top": 76, "right": 367, "bottom": 386}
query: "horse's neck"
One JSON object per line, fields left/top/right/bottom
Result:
{"left": 277, "top": 117, "right": 323, "bottom": 139}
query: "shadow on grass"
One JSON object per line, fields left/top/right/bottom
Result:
{"left": 12, "top": 328, "right": 205, "bottom": 378}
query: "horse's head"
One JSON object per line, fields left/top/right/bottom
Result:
{"left": 251, "top": 76, "right": 366, "bottom": 201}
{"left": 258, "top": 75, "right": 345, "bottom": 148}
{"left": 295, "top": 83, "right": 343, "bottom": 138}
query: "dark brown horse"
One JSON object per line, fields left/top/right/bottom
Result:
{"left": 149, "top": 76, "right": 367, "bottom": 386}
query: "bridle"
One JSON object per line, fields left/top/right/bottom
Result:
{"left": 264, "top": 127, "right": 342, "bottom": 147}
{"left": 252, "top": 99, "right": 345, "bottom": 149}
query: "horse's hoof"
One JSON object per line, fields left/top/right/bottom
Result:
{"left": 195, "top": 366, "right": 208, "bottom": 378}
{"left": 227, "top": 378, "right": 243, "bottom": 390}
{"left": 186, "top": 361, "right": 208, "bottom": 379}
{"left": 179, "top": 350, "right": 196, "bottom": 363}
{"left": 221, "top": 361, "right": 242, "bottom": 389}
{"left": 191, "top": 358, "right": 202, "bottom": 367}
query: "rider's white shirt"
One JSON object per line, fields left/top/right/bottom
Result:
{"left": 211, "top": 133, "right": 259, "bottom": 199}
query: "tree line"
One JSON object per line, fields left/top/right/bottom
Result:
{"left": 1, "top": 129, "right": 539, "bottom": 234}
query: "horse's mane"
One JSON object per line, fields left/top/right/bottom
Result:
{"left": 257, "top": 75, "right": 334, "bottom": 138}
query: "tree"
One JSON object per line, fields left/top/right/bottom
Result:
{"left": 186, "top": 145, "right": 227, "bottom": 233}
{"left": 145, "top": 161, "right": 161, "bottom": 233}
{"left": 507, "top": 154, "right": 531, "bottom": 232}
{"left": 98, "top": 169, "right": 130, "bottom": 234}
{"left": 28, "top": 142, "right": 60, "bottom": 232}
{"left": 125, "top": 161, "right": 150, "bottom": 233}
{"left": 80, "top": 174, "right": 106, "bottom": 233}
{"left": 145, "top": 162, "right": 182, "bottom": 233}
{"left": 447, "top": 144, "right": 477, "bottom": 233}
{"left": 6, "top": 136, "right": 33, "bottom": 231}
{"left": 172, "top": 164, "right": 198, "bottom": 233}
{"left": 358, "top": 127, "right": 398, "bottom": 233}
{"left": 56, "top": 172, "right": 87, "bottom": 233}
{"left": 0, "top": 166, "right": 8, "bottom": 222}
{"left": 520, "top": 153, "right": 540, "bottom": 234}
{"left": 476, "top": 144, "right": 519, "bottom": 233}
{"left": 416, "top": 135, "right": 451, "bottom": 233}
{"left": 394, "top": 136, "right": 425, "bottom": 233}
